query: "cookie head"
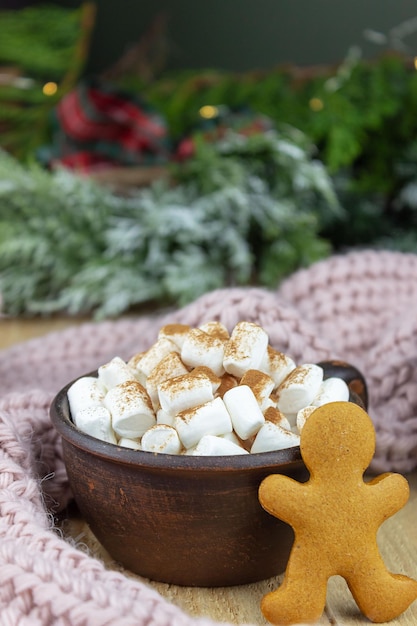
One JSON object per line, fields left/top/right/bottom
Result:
{"left": 300, "top": 401, "right": 375, "bottom": 476}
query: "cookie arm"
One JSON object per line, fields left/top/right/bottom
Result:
{"left": 366, "top": 472, "right": 410, "bottom": 521}
{"left": 259, "top": 474, "right": 307, "bottom": 525}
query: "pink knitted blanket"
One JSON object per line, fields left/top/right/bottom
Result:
{"left": 1, "top": 249, "right": 417, "bottom": 625}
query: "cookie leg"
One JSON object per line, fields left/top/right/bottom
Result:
{"left": 261, "top": 552, "right": 328, "bottom": 625}
{"left": 347, "top": 564, "right": 417, "bottom": 623}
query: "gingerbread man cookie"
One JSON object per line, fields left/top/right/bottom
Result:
{"left": 258, "top": 401, "right": 417, "bottom": 625}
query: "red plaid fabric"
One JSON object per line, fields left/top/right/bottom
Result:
{"left": 48, "top": 78, "right": 170, "bottom": 171}
{"left": 43, "top": 78, "right": 275, "bottom": 174}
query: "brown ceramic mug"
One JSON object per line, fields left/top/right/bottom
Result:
{"left": 50, "top": 360, "right": 367, "bottom": 587}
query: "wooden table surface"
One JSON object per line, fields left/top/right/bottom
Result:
{"left": 1, "top": 317, "right": 417, "bottom": 625}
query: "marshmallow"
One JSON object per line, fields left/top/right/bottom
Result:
{"left": 277, "top": 364, "right": 324, "bottom": 415}
{"left": 221, "top": 430, "right": 244, "bottom": 446}
{"left": 260, "top": 347, "right": 296, "bottom": 389}
{"left": 104, "top": 380, "right": 155, "bottom": 438}
{"left": 156, "top": 407, "right": 175, "bottom": 427}
{"left": 74, "top": 405, "right": 117, "bottom": 444}
{"left": 127, "top": 352, "right": 147, "bottom": 386}
{"left": 158, "top": 324, "right": 191, "bottom": 349}
{"left": 283, "top": 413, "right": 298, "bottom": 430}
{"left": 240, "top": 369, "right": 275, "bottom": 411}
{"left": 70, "top": 320, "right": 357, "bottom": 457}
{"left": 141, "top": 425, "right": 182, "bottom": 455}
{"left": 135, "top": 337, "right": 180, "bottom": 379}
{"left": 182, "top": 446, "right": 197, "bottom": 455}
{"left": 296, "top": 405, "right": 317, "bottom": 433}
{"left": 223, "top": 385, "right": 265, "bottom": 440}
{"left": 199, "top": 321, "right": 230, "bottom": 341}
{"left": 98, "top": 356, "right": 137, "bottom": 390}
{"left": 261, "top": 396, "right": 279, "bottom": 412}
{"left": 264, "top": 406, "right": 292, "bottom": 431}
{"left": 146, "top": 352, "right": 189, "bottom": 409}
{"left": 174, "top": 397, "right": 233, "bottom": 449}
{"left": 181, "top": 328, "right": 225, "bottom": 376}
{"left": 250, "top": 421, "right": 300, "bottom": 453}
{"left": 158, "top": 370, "right": 214, "bottom": 415}
{"left": 118, "top": 437, "right": 142, "bottom": 450}
{"left": 312, "top": 377, "right": 350, "bottom": 407}
{"left": 223, "top": 321, "right": 269, "bottom": 377}
{"left": 67, "top": 376, "right": 105, "bottom": 418}
{"left": 217, "top": 372, "right": 238, "bottom": 397}
{"left": 192, "top": 435, "right": 249, "bottom": 456}
{"left": 190, "top": 366, "right": 221, "bottom": 394}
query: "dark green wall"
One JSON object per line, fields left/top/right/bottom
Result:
{"left": 84, "top": 0, "right": 417, "bottom": 75}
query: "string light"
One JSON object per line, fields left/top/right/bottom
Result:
{"left": 309, "top": 97, "right": 324, "bottom": 112}
{"left": 42, "top": 81, "right": 58, "bottom": 96}
{"left": 199, "top": 105, "right": 219, "bottom": 119}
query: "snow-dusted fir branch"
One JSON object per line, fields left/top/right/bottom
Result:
{"left": 0, "top": 128, "right": 340, "bottom": 318}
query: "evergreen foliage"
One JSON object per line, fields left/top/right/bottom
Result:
{"left": 143, "top": 54, "right": 416, "bottom": 188}
{"left": 0, "top": 128, "right": 339, "bottom": 318}
{"left": 0, "top": 5, "right": 85, "bottom": 78}
{"left": 140, "top": 54, "right": 417, "bottom": 251}
{"left": 4, "top": 8, "right": 417, "bottom": 318}
{"left": 0, "top": 3, "right": 95, "bottom": 159}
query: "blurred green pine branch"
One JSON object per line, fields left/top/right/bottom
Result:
{"left": 0, "top": 3, "right": 96, "bottom": 159}
{"left": 0, "top": 128, "right": 340, "bottom": 318}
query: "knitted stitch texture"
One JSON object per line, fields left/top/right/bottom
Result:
{"left": 1, "top": 249, "right": 417, "bottom": 625}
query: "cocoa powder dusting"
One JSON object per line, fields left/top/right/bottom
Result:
{"left": 279, "top": 365, "right": 309, "bottom": 389}
{"left": 240, "top": 369, "right": 274, "bottom": 401}
{"left": 160, "top": 324, "right": 190, "bottom": 337}
{"left": 191, "top": 366, "right": 221, "bottom": 386}
{"left": 264, "top": 406, "right": 286, "bottom": 426}
{"left": 147, "top": 352, "right": 188, "bottom": 387}
{"left": 216, "top": 373, "right": 238, "bottom": 397}
{"left": 112, "top": 380, "right": 153, "bottom": 411}
{"left": 200, "top": 321, "right": 230, "bottom": 341}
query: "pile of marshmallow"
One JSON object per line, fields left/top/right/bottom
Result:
{"left": 67, "top": 321, "right": 350, "bottom": 456}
